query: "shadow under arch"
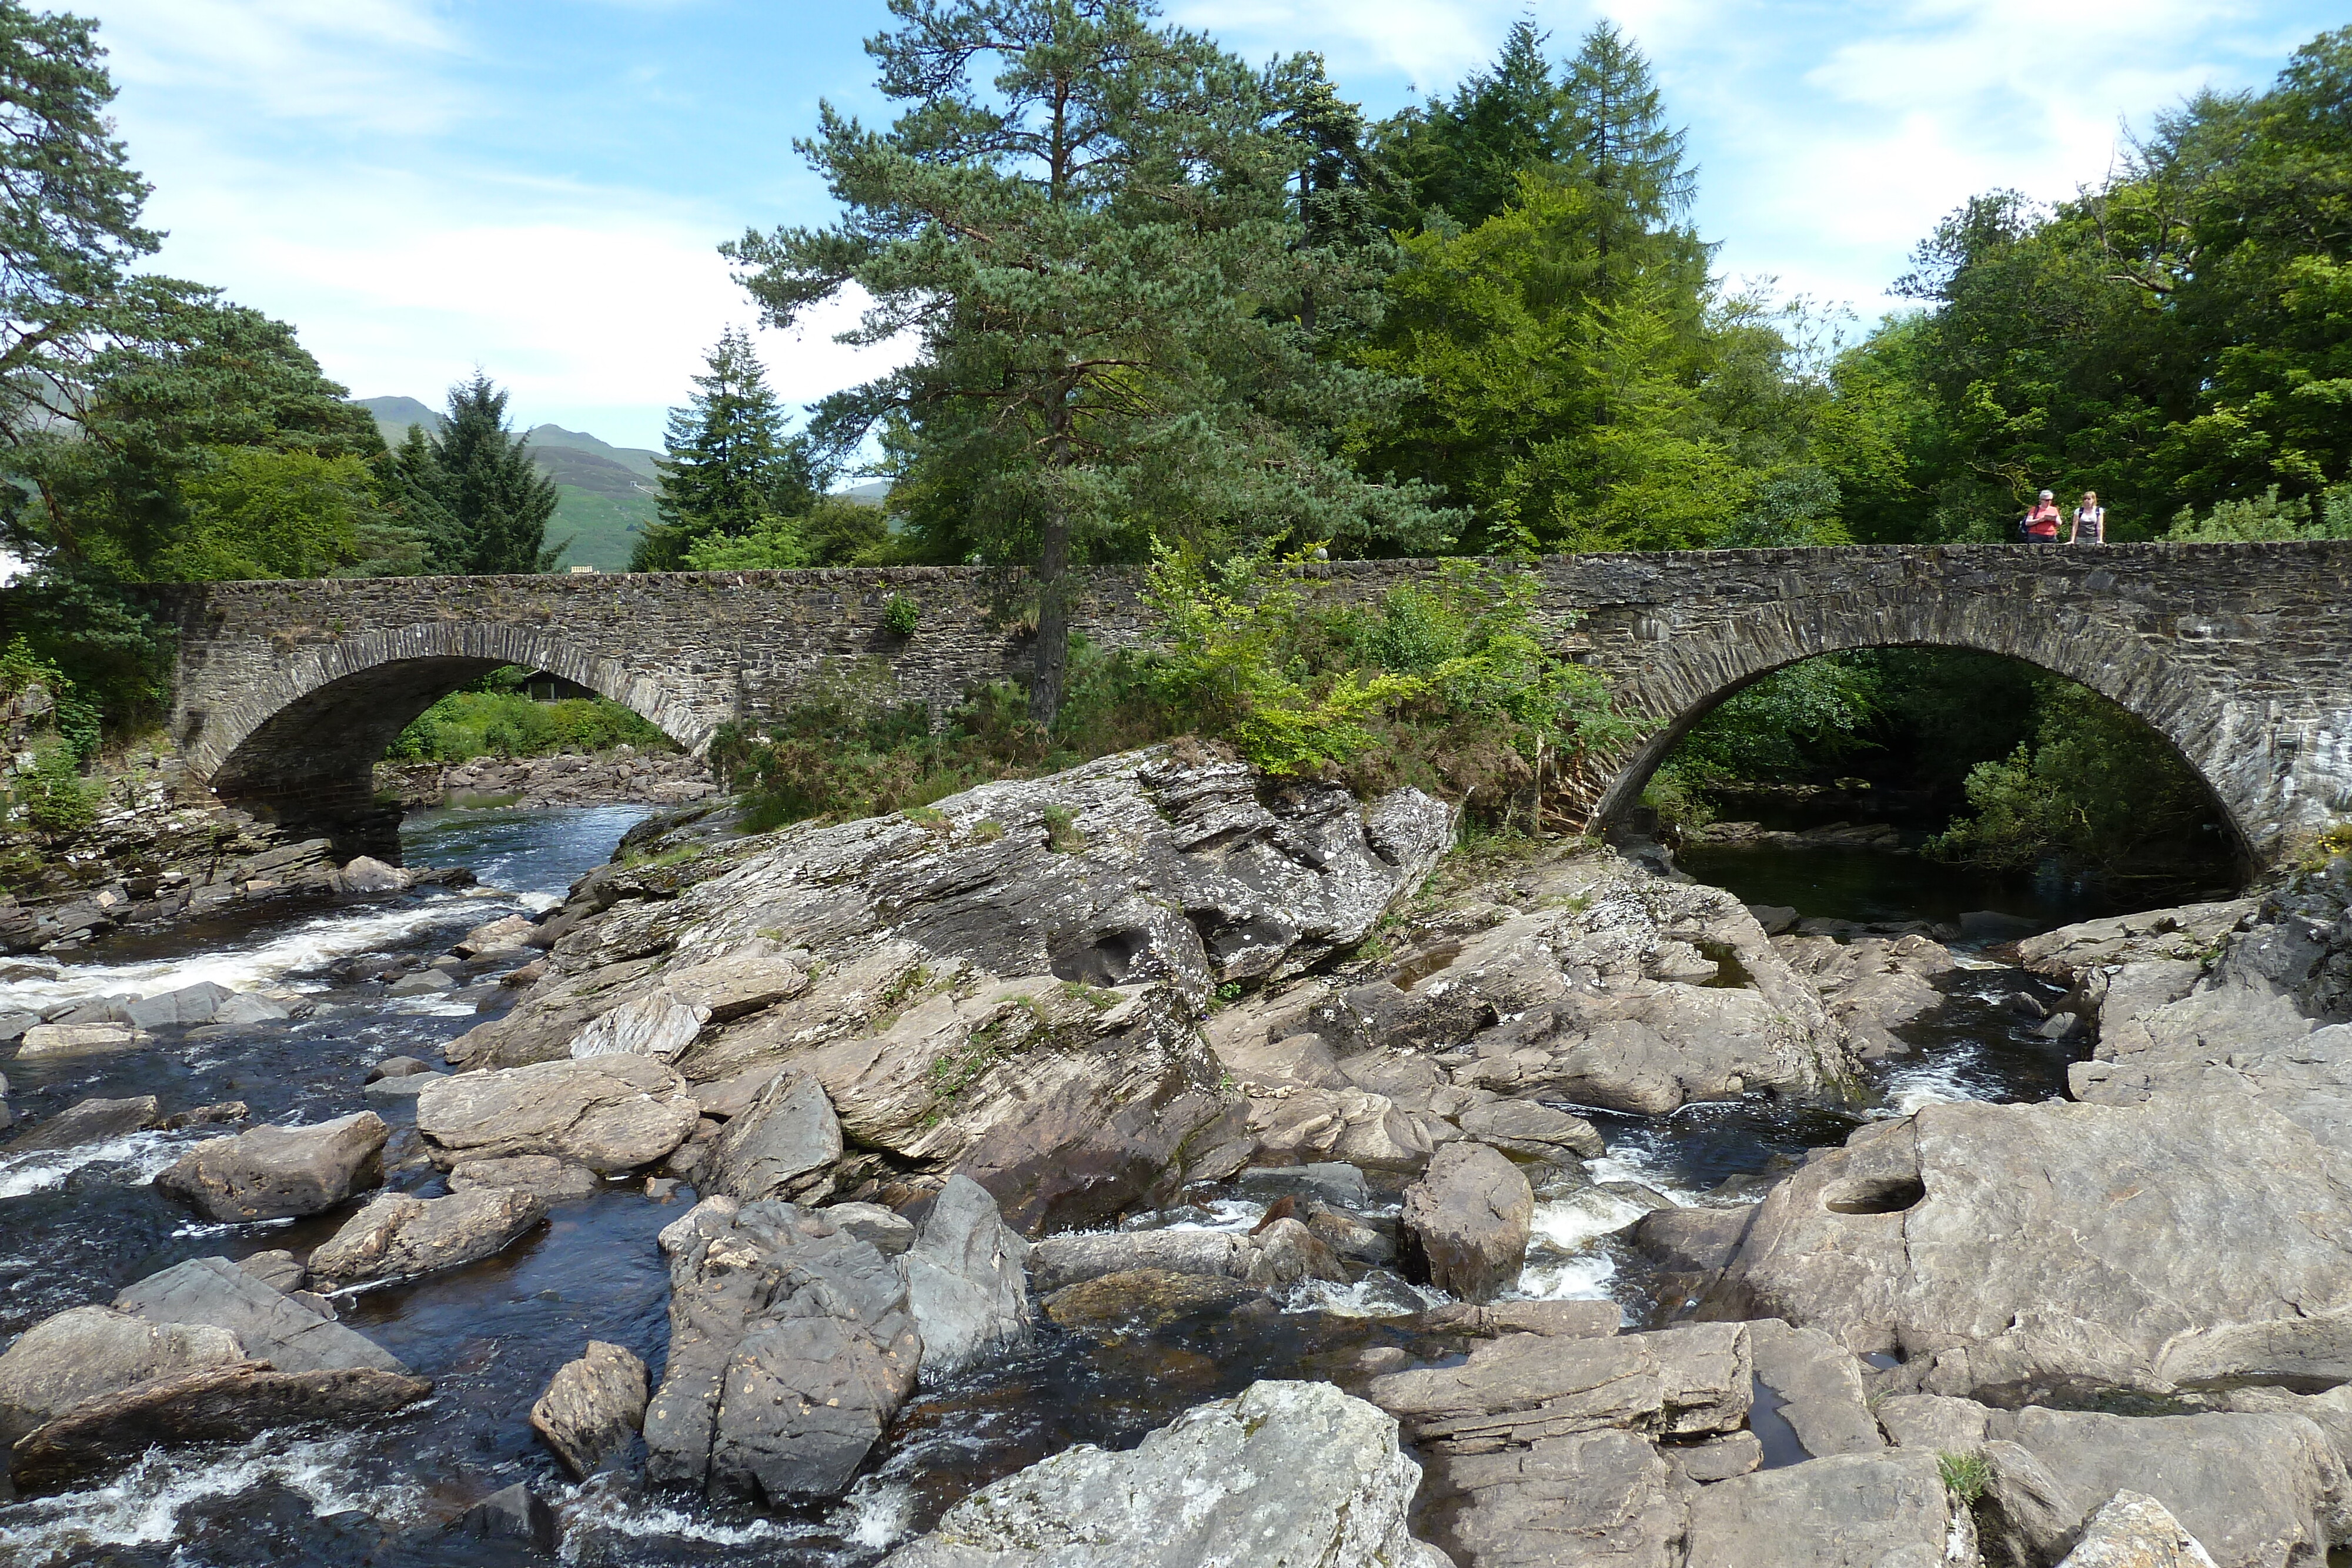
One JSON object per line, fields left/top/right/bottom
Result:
{"left": 1576, "top": 595, "right": 2259, "bottom": 874}
{"left": 182, "top": 622, "right": 713, "bottom": 858}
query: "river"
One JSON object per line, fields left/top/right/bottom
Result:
{"left": 0, "top": 804, "right": 2124, "bottom": 1566}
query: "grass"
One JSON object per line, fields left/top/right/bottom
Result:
{"left": 1936, "top": 1450, "right": 1989, "bottom": 1502}
{"left": 1043, "top": 804, "right": 1085, "bottom": 853}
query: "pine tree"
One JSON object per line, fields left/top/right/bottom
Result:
{"left": 1411, "top": 18, "right": 1566, "bottom": 228}
{"left": 632, "top": 328, "right": 816, "bottom": 572}
{"left": 410, "top": 375, "right": 563, "bottom": 575}
{"left": 728, "top": 0, "right": 1448, "bottom": 722}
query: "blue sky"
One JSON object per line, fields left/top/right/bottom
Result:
{"left": 81, "top": 0, "right": 2339, "bottom": 453}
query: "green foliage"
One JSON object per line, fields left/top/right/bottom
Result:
{"left": 2165, "top": 484, "right": 2352, "bottom": 541}
{"left": 1675, "top": 657, "right": 1882, "bottom": 783}
{"left": 1936, "top": 1450, "right": 1990, "bottom": 1503}
{"left": 1845, "top": 25, "right": 2352, "bottom": 541}
{"left": 1925, "top": 681, "right": 2222, "bottom": 876}
{"left": 0, "top": 0, "right": 163, "bottom": 442}
{"left": 0, "top": 634, "right": 97, "bottom": 758}
{"left": 10, "top": 740, "right": 94, "bottom": 834}
{"left": 631, "top": 327, "right": 820, "bottom": 571}
{"left": 676, "top": 496, "right": 894, "bottom": 570}
{"left": 164, "top": 448, "right": 397, "bottom": 580}
{"left": 1041, "top": 803, "right": 1084, "bottom": 853}
{"left": 385, "top": 677, "right": 673, "bottom": 763}
{"left": 726, "top": 0, "right": 1455, "bottom": 718}
{"left": 1144, "top": 541, "right": 1423, "bottom": 776}
{"left": 393, "top": 375, "right": 564, "bottom": 574}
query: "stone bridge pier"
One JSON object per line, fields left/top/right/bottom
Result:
{"left": 153, "top": 542, "right": 2352, "bottom": 870}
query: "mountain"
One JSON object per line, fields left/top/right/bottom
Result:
{"left": 348, "top": 398, "right": 886, "bottom": 571}
{"left": 352, "top": 397, "right": 660, "bottom": 571}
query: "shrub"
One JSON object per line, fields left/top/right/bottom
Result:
{"left": 881, "top": 593, "right": 921, "bottom": 635}
{"left": 13, "top": 741, "right": 96, "bottom": 834}
{"left": 385, "top": 669, "right": 675, "bottom": 761}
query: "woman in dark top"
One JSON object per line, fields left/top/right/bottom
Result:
{"left": 2070, "top": 490, "right": 2106, "bottom": 543}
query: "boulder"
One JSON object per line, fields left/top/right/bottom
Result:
{"left": 643, "top": 1197, "right": 920, "bottom": 1502}
{"left": 8, "top": 1360, "right": 432, "bottom": 1490}
{"left": 0, "top": 1306, "right": 242, "bottom": 1446}
{"left": 827, "top": 1201, "right": 916, "bottom": 1256}
{"left": 757, "top": 975, "right": 1226, "bottom": 1233}
{"left": 236, "top": 1251, "right": 307, "bottom": 1293}
{"left": 122, "top": 981, "right": 235, "bottom": 1029}
{"left": 1979, "top": 1440, "right": 2086, "bottom": 1568}
{"left": 1421, "top": 1426, "right": 1683, "bottom": 1568}
{"left": 153, "top": 1111, "right": 389, "bottom": 1221}
{"left": 1043, "top": 1270, "right": 1261, "bottom": 1332}
{"left": 1451, "top": 1098, "right": 1604, "bottom": 1162}
{"left": 1703, "top": 1096, "right": 2352, "bottom": 1402}
{"left": 365, "top": 1056, "right": 432, "bottom": 1082}
{"left": 363, "top": 1069, "right": 447, "bottom": 1099}
{"left": 567, "top": 987, "right": 710, "bottom": 1061}
{"left": 2056, "top": 1492, "right": 2221, "bottom": 1568}
{"left": 531, "top": 1340, "right": 649, "bottom": 1479}
{"left": 337, "top": 855, "right": 408, "bottom": 894}
{"left": 1682, "top": 1448, "right": 1975, "bottom": 1568}
{"left": 454, "top": 913, "right": 537, "bottom": 958}
{"left": 877, "top": 1380, "right": 1451, "bottom": 1568}
{"left": 705, "top": 1070, "right": 840, "bottom": 1203}
{"left": 446, "top": 1154, "right": 602, "bottom": 1198}
{"left": 114, "top": 1256, "right": 408, "bottom": 1375}
{"left": 1745, "top": 1318, "right": 1883, "bottom": 1459}
{"left": 387, "top": 970, "right": 454, "bottom": 997}
{"left": 1402, "top": 1144, "right": 1534, "bottom": 1303}
{"left": 460, "top": 1482, "right": 557, "bottom": 1550}
{"left": 1366, "top": 1322, "right": 1752, "bottom": 1455}
{"left": 5, "top": 1095, "right": 161, "bottom": 1153}
{"left": 1028, "top": 1221, "right": 1345, "bottom": 1298}
{"left": 305, "top": 1187, "right": 547, "bottom": 1286}
{"left": 210, "top": 992, "right": 292, "bottom": 1026}
{"left": 14, "top": 1021, "right": 148, "bottom": 1057}
{"left": 415, "top": 1055, "right": 700, "bottom": 1175}
{"left": 1995, "top": 1407, "right": 2351, "bottom": 1568}
{"left": 901, "top": 1174, "right": 1030, "bottom": 1379}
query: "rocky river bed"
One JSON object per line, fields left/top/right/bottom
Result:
{"left": 2, "top": 750, "right": 2349, "bottom": 1567}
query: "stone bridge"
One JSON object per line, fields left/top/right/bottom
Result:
{"left": 152, "top": 542, "right": 2352, "bottom": 868}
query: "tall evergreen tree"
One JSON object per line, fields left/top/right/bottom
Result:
{"left": 1378, "top": 19, "right": 1565, "bottom": 229}
{"left": 0, "top": 0, "right": 162, "bottom": 445}
{"left": 405, "top": 375, "right": 563, "bottom": 575}
{"left": 631, "top": 328, "right": 817, "bottom": 572}
{"left": 727, "top": 0, "right": 1448, "bottom": 721}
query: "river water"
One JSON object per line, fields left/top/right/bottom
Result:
{"left": 0, "top": 805, "right": 2112, "bottom": 1566}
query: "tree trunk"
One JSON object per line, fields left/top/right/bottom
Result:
{"left": 1029, "top": 495, "right": 1074, "bottom": 727}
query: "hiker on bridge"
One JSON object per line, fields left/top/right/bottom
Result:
{"left": 2070, "top": 490, "right": 2106, "bottom": 544}
{"left": 2021, "top": 490, "right": 2063, "bottom": 543}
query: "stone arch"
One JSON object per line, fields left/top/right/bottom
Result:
{"left": 182, "top": 622, "right": 712, "bottom": 854}
{"left": 1575, "top": 592, "right": 2261, "bottom": 867}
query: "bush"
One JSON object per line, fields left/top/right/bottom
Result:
{"left": 12, "top": 741, "right": 96, "bottom": 834}
{"left": 881, "top": 593, "right": 921, "bottom": 635}
{"left": 1925, "top": 681, "right": 2221, "bottom": 877}
{"left": 386, "top": 671, "right": 675, "bottom": 762}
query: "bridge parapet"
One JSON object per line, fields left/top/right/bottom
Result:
{"left": 143, "top": 541, "right": 2352, "bottom": 866}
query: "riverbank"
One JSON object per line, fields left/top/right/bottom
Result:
{"left": 375, "top": 747, "right": 716, "bottom": 813}
{"left": 1, "top": 754, "right": 2346, "bottom": 1566}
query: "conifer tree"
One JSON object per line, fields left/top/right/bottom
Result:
{"left": 631, "top": 328, "right": 816, "bottom": 572}
{"left": 406, "top": 375, "right": 563, "bottom": 575}
{"left": 727, "top": 0, "right": 1446, "bottom": 723}
{"left": 1559, "top": 22, "right": 1698, "bottom": 286}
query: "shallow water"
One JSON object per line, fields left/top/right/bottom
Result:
{"left": 0, "top": 815, "right": 2103, "bottom": 1564}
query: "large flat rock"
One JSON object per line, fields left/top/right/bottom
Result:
{"left": 1705, "top": 1095, "right": 2352, "bottom": 1402}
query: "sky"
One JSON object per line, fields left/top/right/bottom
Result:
{"left": 78, "top": 0, "right": 2339, "bottom": 454}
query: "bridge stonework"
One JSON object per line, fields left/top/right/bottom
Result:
{"left": 153, "top": 542, "right": 2352, "bottom": 868}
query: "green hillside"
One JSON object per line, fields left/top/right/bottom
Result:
{"left": 351, "top": 397, "right": 658, "bottom": 570}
